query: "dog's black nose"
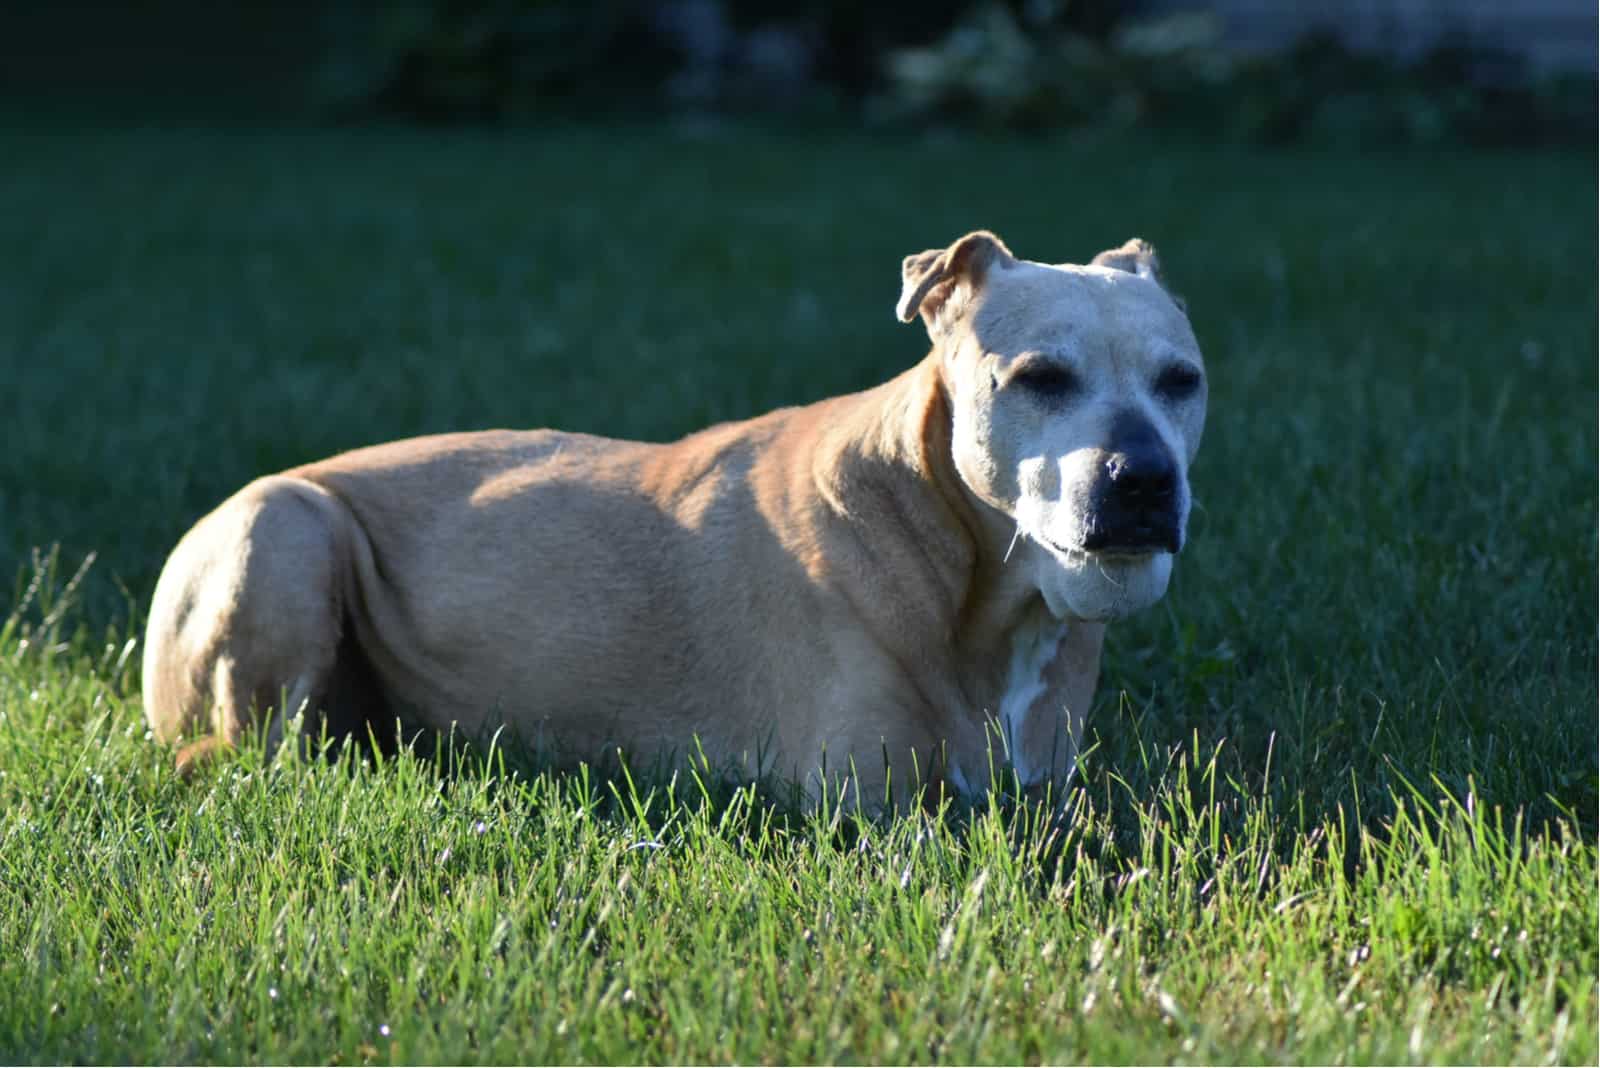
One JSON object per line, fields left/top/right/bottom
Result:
{"left": 1082, "top": 412, "right": 1182, "bottom": 554}
{"left": 1105, "top": 442, "right": 1177, "bottom": 504}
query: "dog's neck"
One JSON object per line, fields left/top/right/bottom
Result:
{"left": 807, "top": 352, "right": 1104, "bottom": 786}
{"left": 811, "top": 352, "right": 1067, "bottom": 649}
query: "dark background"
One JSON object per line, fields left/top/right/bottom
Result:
{"left": 3, "top": 1, "right": 1595, "bottom": 143}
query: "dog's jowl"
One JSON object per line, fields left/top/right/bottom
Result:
{"left": 142, "top": 230, "right": 1206, "bottom": 804}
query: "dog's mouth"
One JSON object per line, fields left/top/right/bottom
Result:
{"left": 1025, "top": 521, "right": 1180, "bottom": 622}
{"left": 1034, "top": 532, "right": 1170, "bottom": 562}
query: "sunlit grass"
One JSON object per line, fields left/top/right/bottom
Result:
{"left": 0, "top": 121, "right": 1594, "bottom": 1063}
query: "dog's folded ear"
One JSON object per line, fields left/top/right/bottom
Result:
{"left": 896, "top": 230, "right": 1016, "bottom": 330}
{"left": 1091, "top": 238, "right": 1164, "bottom": 284}
{"left": 1093, "top": 238, "right": 1184, "bottom": 308}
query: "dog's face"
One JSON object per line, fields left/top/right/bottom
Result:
{"left": 898, "top": 231, "right": 1206, "bottom": 621}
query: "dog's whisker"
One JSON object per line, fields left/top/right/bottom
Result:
{"left": 1003, "top": 522, "right": 1025, "bottom": 564}
{"left": 1093, "top": 556, "right": 1126, "bottom": 587}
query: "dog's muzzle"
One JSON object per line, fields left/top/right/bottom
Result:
{"left": 1081, "top": 415, "right": 1182, "bottom": 555}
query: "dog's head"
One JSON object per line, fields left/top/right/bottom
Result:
{"left": 898, "top": 230, "right": 1206, "bottom": 622}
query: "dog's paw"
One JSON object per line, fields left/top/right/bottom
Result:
{"left": 174, "top": 736, "right": 229, "bottom": 781}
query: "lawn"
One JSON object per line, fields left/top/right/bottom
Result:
{"left": 0, "top": 119, "right": 1595, "bottom": 1064}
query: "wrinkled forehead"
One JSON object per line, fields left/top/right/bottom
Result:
{"left": 970, "top": 260, "right": 1198, "bottom": 363}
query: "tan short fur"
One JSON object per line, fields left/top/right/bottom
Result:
{"left": 143, "top": 231, "right": 1206, "bottom": 803}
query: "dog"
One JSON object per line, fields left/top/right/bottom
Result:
{"left": 142, "top": 230, "right": 1206, "bottom": 805}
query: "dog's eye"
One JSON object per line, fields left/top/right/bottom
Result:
{"left": 1011, "top": 363, "right": 1079, "bottom": 400}
{"left": 1154, "top": 363, "right": 1203, "bottom": 400}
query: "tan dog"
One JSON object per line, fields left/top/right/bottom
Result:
{"left": 143, "top": 230, "right": 1206, "bottom": 804}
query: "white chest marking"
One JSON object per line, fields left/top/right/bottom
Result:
{"left": 997, "top": 614, "right": 1067, "bottom": 783}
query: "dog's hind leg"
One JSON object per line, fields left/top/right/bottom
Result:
{"left": 142, "top": 475, "right": 355, "bottom": 774}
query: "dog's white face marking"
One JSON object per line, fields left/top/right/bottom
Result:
{"left": 946, "top": 258, "right": 1207, "bottom": 622}
{"left": 997, "top": 610, "right": 1067, "bottom": 781}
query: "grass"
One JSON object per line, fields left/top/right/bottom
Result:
{"left": 0, "top": 118, "right": 1595, "bottom": 1064}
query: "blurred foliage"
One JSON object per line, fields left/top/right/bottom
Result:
{"left": 878, "top": 6, "right": 1232, "bottom": 131}
{"left": 878, "top": 6, "right": 1596, "bottom": 147}
{"left": 314, "top": 0, "right": 1596, "bottom": 146}
{"left": 316, "top": 1, "right": 676, "bottom": 120}
{"left": 314, "top": 0, "right": 1118, "bottom": 120}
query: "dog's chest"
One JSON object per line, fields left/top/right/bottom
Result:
{"left": 995, "top": 612, "right": 1068, "bottom": 781}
